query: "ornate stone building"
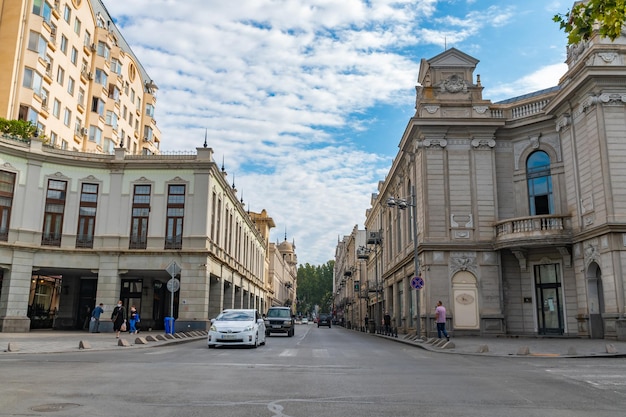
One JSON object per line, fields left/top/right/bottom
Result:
{"left": 359, "top": 29, "right": 626, "bottom": 339}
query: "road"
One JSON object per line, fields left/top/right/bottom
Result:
{"left": 1, "top": 325, "right": 626, "bottom": 416}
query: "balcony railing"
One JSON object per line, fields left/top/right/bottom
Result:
{"left": 164, "top": 236, "right": 182, "bottom": 250}
{"left": 41, "top": 232, "right": 61, "bottom": 246}
{"left": 494, "top": 214, "right": 572, "bottom": 248}
{"left": 75, "top": 235, "right": 94, "bottom": 249}
{"left": 129, "top": 235, "right": 147, "bottom": 249}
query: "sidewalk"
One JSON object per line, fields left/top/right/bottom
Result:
{"left": 0, "top": 329, "right": 207, "bottom": 354}
{"left": 377, "top": 332, "right": 626, "bottom": 358}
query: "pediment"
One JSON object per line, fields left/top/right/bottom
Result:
{"left": 428, "top": 48, "right": 479, "bottom": 68}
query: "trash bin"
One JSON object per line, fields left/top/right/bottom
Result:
{"left": 164, "top": 317, "right": 175, "bottom": 334}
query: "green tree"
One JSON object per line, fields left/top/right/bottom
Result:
{"left": 554, "top": 0, "right": 626, "bottom": 45}
{"left": 0, "top": 117, "right": 36, "bottom": 140}
{"left": 296, "top": 260, "right": 334, "bottom": 316}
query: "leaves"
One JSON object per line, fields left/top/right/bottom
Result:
{"left": 0, "top": 117, "right": 37, "bottom": 140}
{"left": 554, "top": 0, "right": 626, "bottom": 45}
{"left": 296, "top": 261, "right": 334, "bottom": 315}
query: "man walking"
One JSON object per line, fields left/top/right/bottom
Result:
{"left": 90, "top": 303, "right": 104, "bottom": 333}
{"left": 435, "top": 301, "right": 449, "bottom": 341}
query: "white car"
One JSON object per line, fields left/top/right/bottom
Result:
{"left": 301, "top": 318, "right": 309, "bottom": 325}
{"left": 208, "top": 309, "right": 266, "bottom": 348}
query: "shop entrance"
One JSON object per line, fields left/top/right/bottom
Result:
{"left": 534, "top": 263, "right": 564, "bottom": 335}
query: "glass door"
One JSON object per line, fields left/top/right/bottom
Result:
{"left": 534, "top": 264, "right": 564, "bottom": 335}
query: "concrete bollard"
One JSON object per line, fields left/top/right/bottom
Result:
{"left": 606, "top": 343, "right": 618, "bottom": 354}
{"left": 477, "top": 344, "right": 489, "bottom": 353}
{"left": 517, "top": 346, "right": 530, "bottom": 355}
{"left": 146, "top": 335, "right": 159, "bottom": 341}
{"left": 117, "top": 338, "right": 130, "bottom": 347}
{"left": 78, "top": 340, "right": 92, "bottom": 349}
{"left": 567, "top": 347, "right": 577, "bottom": 356}
{"left": 7, "top": 342, "right": 19, "bottom": 352}
{"left": 134, "top": 337, "right": 148, "bottom": 345}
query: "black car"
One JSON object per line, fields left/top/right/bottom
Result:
{"left": 264, "top": 306, "right": 295, "bottom": 337}
{"left": 317, "top": 314, "right": 331, "bottom": 328}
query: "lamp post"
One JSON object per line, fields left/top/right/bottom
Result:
{"left": 386, "top": 185, "right": 420, "bottom": 338}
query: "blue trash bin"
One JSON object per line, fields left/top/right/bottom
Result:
{"left": 164, "top": 317, "right": 175, "bottom": 334}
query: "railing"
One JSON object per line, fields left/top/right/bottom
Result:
{"left": 41, "top": 232, "right": 61, "bottom": 246}
{"left": 164, "top": 236, "right": 182, "bottom": 250}
{"left": 75, "top": 235, "right": 94, "bottom": 249}
{"left": 129, "top": 236, "right": 147, "bottom": 249}
{"left": 495, "top": 214, "right": 572, "bottom": 246}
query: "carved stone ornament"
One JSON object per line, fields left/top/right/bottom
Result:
{"left": 440, "top": 74, "right": 468, "bottom": 94}
{"left": 471, "top": 138, "right": 496, "bottom": 149}
{"left": 473, "top": 106, "right": 489, "bottom": 114}
{"left": 555, "top": 114, "right": 571, "bottom": 132}
{"left": 449, "top": 255, "right": 477, "bottom": 275}
{"left": 598, "top": 93, "right": 626, "bottom": 105}
{"left": 424, "top": 105, "right": 439, "bottom": 114}
{"left": 419, "top": 138, "right": 447, "bottom": 148}
{"left": 598, "top": 52, "right": 617, "bottom": 63}
{"left": 456, "top": 293, "right": 475, "bottom": 305}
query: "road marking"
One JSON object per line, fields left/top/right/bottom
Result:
{"left": 312, "top": 349, "right": 329, "bottom": 358}
{"left": 279, "top": 349, "right": 297, "bottom": 357}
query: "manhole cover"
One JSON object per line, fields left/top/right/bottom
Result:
{"left": 30, "top": 403, "right": 81, "bottom": 412}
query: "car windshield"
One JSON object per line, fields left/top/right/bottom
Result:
{"left": 217, "top": 311, "right": 254, "bottom": 321}
{"left": 267, "top": 309, "right": 291, "bottom": 318}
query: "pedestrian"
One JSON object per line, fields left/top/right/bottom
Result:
{"left": 90, "top": 303, "right": 104, "bottom": 333}
{"left": 435, "top": 300, "right": 449, "bottom": 341}
{"left": 129, "top": 305, "right": 140, "bottom": 334}
{"left": 111, "top": 300, "right": 126, "bottom": 338}
{"left": 364, "top": 315, "right": 369, "bottom": 332}
{"left": 383, "top": 312, "right": 391, "bottom": 334}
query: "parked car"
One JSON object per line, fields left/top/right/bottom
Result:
{"left": 207, "top": 309, "right": 266, "bottom": 348}
{"left": 301, "top": 318, "right": 309, "bottom": 325}
{"left": 264, "top": 306, "right": 295, "bottom": 336}
{"left": 317, "top": 313, "right": 332, "bottom": 328}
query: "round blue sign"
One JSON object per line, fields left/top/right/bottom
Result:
{"left": 411, "top": 276, "right": 424, "bottom": 290}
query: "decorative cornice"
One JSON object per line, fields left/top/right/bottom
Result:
{"left": 473, "top": 106, "right": 489, "bottom": 114}
{"left": 471, "top": 137, "right": 495, "bottom": 149}
{"left": 418, "top": 138, "right": 447, "bottom": 149}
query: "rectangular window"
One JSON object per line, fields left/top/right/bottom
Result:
{"left": 56, "top": 66, "right": 64, "bottom": 86}
{"left": 27, "top": 31, "right": 48, "bottom": 59}
{"left": 76, "top": 183, "right": 98, "bottom": 248}
{"left": 78, "top": 87, "right": 85, "bottom": 107}
{"left": 97, "top": 41, "right": 110, "bottom": 60}
{"left": 67, "top": 76, "right": 75, "bottom": 96}
{"left": 110, "top": 58, "right": 122, "bottom": 74}
{"left": 22, "top": 68, "right": 43, "bottom": 96}
{"left": 70, "top": 47, "right": 78, "bottom": 65}
{"left": 74, "top": 18, "right": 81, "bottom": 35}
{"left": 63, "top": 4, "right": 71, "bottom": 23}
{"left": 60, "top": 34, "right": 68, "bottom": 54}
{"left": 32, "top": 0, "right": 52, "bottom": 24}
{"left": 42, "top": 179, "right": 67, "bottom": 246}
{"left": 53, "top": 99, "right": 60, "bottom": 118}
{"left": 91, "top": 96, "right": 105, "bottom": 116}
{"left": 165, "top": 185, "right": 185, "bottom": 249}
{"left": 63, "top": 108, "right": 71, "bottom": 127}
{"left": 130, "top": 185, "right": 150, "bottom": 249}
{"left": 146, "top": 103, "right": 155, "bottom": 118}
{"left": 105, "top": 111, "right": 118, "bottom": 129}
{"left": 50, "top": 131, "right": 57, "bottom": 146}
{"left": 88, "top": 125, "right": 102, "bottom": 146}
{"left": 0, "top": 171, "right": 16, "bottom": 242}
{"left": 94, "top": 68, "right": 107, "bottom": 86}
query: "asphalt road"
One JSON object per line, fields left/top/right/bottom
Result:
{"left": 1, "top": 325, "right": 626, "bottom": 417}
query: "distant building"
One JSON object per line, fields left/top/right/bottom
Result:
{"left": 0, "top": 0, "right": 161, "bottom": 154}
{"left": 267, "top": 236, "right": 298, "bottom": 312}
{"left": 356, "top": 30, "right": 626, "bottom": 339}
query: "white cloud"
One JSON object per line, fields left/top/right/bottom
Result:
{"left": 101, "top": 0, "right": 570, "bottom": 264}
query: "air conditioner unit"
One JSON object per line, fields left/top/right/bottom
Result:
{"left": 80, "top": 127, "right": 88, "bottom": 135}
{"left": 88, "top": 72, "right": 94, "bottom": 80}
{"left": 90, "top": 43, "right": 97, "bottom": 52}
{"left": 366, "top": 231, "right": 381, "bottom": 245}
{"left": 143, "top": 137, "right": 150, "bottom": 142}
{"left": 50, "top": 27, "right": 56, "bottom": 36}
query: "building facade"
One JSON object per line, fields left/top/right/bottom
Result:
{"left": 355, "top": 30, "right": 626, "bottom": 340}
{"left": 0, "top": 136, "right": 283, "bottom": 332}
{"left": 0, "top": 0, "right": 161, "bottom": 154}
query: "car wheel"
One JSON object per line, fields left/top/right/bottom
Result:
{"left": 208, "top": 344, "right": 215, "bottom": 349}
{"left": 265, "top": 330, "right": 270, "bottom": 337}
{"left": 252, "top": 333, "right": 259, "bottom": 348}
{"left": 289, "top": 328, "right": 294, "bottom": 337}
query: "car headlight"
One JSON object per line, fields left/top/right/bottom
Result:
{"left": 210, "top": 325, "right": 217, "bottom": 331}
{"left": 243, "top": 324, "right": 254, "bottom": 332}
{"left": 284, "top": 320, "right": 292, "bottom": 326}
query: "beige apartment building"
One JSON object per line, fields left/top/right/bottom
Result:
{"left": 0, "top": 137, "right": 282, "bottom": 332}
{"left": 0, "top": 0, "right": 161, "bottom": 154}
{"left": 339, "top": 29, "right": 626, "bottom": 340}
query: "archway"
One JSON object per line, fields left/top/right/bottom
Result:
{"left": 451, "top": 271, "right": 479, "bottom": 330}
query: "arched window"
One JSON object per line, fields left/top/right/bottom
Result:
{"left": 526, "top": 151, "right": 553, "bottom": 215}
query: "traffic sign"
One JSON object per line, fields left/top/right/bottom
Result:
{"left": 167, "top": 278, "right": 180, "bottom": 293}
{"left": 411, "top": 276, "right": 424, "bottom": 290}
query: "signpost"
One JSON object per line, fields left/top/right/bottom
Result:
{"left": 165, "top": 261, "right": 181, "bottom": 334}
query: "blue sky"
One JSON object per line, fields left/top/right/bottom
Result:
{"left": 102, "top": 0, "right": 571, "bottom": 265}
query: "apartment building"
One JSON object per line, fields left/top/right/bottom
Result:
{"left": 0, "top": 137, "right": 274, "bottom": 332}
{"left": 351, "top": 30, "right": 626, "bottom": 340}
{"left": 0, "top": 0, "right": 161, "bottom": 154}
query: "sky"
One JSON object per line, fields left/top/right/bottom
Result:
{"left": 102, "top": 0, "right": 572, "bottom": 266}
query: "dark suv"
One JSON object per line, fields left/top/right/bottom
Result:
{"left": 264, "top": 307, "right": 295, "bottom": 337}
{"left": 317, "top": 313, "right": 331, "bottom": 328}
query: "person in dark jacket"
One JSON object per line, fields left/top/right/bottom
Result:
{"left": 111, "top": 300, "right": 126, "bottom": 338}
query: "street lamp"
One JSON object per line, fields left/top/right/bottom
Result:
{"left": 386, "top": 185, "right": 421, "bottom": 338}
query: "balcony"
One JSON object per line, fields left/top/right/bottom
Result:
{"left": 494, "top": 214, "right": 572, "bottom": 249}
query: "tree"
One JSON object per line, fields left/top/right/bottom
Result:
{"left": 0, "top": 117, "right": 36, "bottom": 140}
{"left": 296, "top": 261, "right": 334, "bottom": 316}
{"left": 554, "top": 0, "right": 626, "bottom": 45}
